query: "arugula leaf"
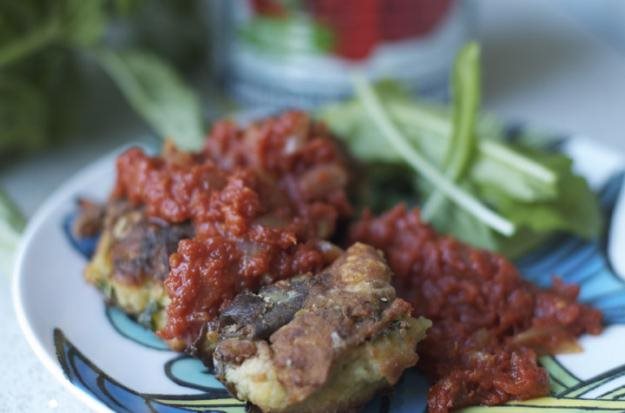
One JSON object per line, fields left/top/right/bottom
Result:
{"left": 389, "top": 105, "right": 559, "bottom": 203}
{"left": 443, "top": 42, "right": 481, "bottom": 179}
{"left": 483, "top": 149, "right": 602, "bottom": 239}
{"left": 351, "top": 73, "right": 516, "bottom": 236}
{"left": 319, "top": 92, "right": 558, "bottom": 203}
{"left": 94, "top": 49, "right": 205, "bottom": 150}
{"left": 428, "top": 182, "right": 499, "bottom": 251}
{"left": 422, "top": 42, "right": 480, "bottom": 219}
{"left": 0, "top": 188, "right": 25, "bottom": 277}
{"left": 470, "top": 152, "right": 558, "bottom": 202}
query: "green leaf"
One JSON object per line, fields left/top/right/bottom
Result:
{"left": 0, "top": 188, "right": 25, "bottom": 277}
{"left": 446, "top": 42, "right": 481, "bottom": 177}
{"left": 428, "top": 184, "right": 499, "bottom": 251}
{"left": 471, "top": 152, "right": 558, "bottom": 202}
{"left": 423, "top": 42, "right": 480, "bottom": 219}
{"left": 94, "top": 49, "right": 205, "bottom": 150}
{"left": 319, "top": 101, "right": 401, "bottom": 164}
{"left": 387, "top": 102, "right": 559, "bottom": 202}
{"left": 319, "top": 86, "right": 558, "bottom": 203}
{"left": 485, "top": 150, "right": 602, "bottom": 239}
{"left": 351, "top": 73, "right": 516, "bottom": 236}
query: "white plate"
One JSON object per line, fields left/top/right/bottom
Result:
{"left": 12, "top": 137, "right": 625, "bottom": 413}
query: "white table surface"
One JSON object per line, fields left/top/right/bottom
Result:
{"left": 2, "top": 1, "right": 625, "bottom": 412}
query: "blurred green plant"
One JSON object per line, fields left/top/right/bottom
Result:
{"left": 0, "top": 0, "right": 208, "bottom": 158}
{"left": 0, "top": 0, "right": 210, "bottom": 274}
{"left": 94, "top": 49, "right": 204, "bottom": 150}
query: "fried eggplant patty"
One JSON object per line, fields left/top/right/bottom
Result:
{"left": 211, "top": 243, "right": 430, "bottom": 413}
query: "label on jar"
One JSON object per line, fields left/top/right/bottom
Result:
{"left": 225, "top": 0, "right": 472, "bottom": 107}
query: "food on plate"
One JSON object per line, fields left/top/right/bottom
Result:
{"left": 83, "top": 199, "right": 191, "bottom": 334}
{"left": 83, "top": 111, "right": 352, "bottom": 348}
{"left": 77, "top": 44, "right": 606, "bottom": 413}
{"left": 351, "top": 205, "right": 602, "bottom": 412}
{"left": 81, "top": 192, "right": 430, "bottom": 411}
{"left": 112, "top": 111, "right": 351, "bottom": 347}
{"left": 212, "top": 243, "right": 430, "bottom": 413}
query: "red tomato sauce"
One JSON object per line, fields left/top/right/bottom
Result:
{"left": 350, "top": 205, "right": 602, "bottom": 413}
{"left": 113, "top": 112, "right": 351, "bottom": 344}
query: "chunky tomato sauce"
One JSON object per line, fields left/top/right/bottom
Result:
{"left": 350, "top": 205, "right": 602, "bottom": 412}
{"left": 114, "top": 112, "right": 351, "bottom": 343}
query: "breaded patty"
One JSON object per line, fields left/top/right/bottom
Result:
{"left": 211, "top": 243, "right": 430, "bottom": 413}
{"left": 82, "top": 199, "right": 192, "bottom": 336}
{"left": 81, "top": 200, "right": 430, "bottom": 412}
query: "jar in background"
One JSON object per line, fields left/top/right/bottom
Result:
{"left": 214, "top": 0, "right": 473, "bottom": 108}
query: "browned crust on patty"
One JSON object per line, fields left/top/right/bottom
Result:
{"left": 82, "top": 199, "right": 193, "bottom": 287}
{"left": 269, "top": 243, "right": 402, "bottom": 399}
{"left": 213, "top": 243, "right": 430, "bottom": 412}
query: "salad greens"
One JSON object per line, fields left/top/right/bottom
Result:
{"left": 351, "top": 73, "right": 515, "bottom": 236}
{"left": 421, "top": 42, "right": 481, "bottom": 221}
{"left": 319, "top": 43, "right": 601, "bottom": 257}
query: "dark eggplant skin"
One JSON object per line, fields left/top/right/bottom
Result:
{"left": 217, "top": 276, "right": 312, "bottom": 341}
{"left": 193, "top": 275, "right": 314, "bottom": 365}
